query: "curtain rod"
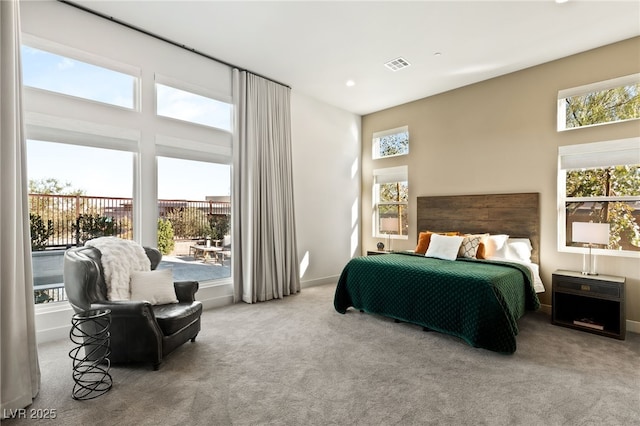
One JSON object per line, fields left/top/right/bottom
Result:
{"left": 57, "top": 0, "right": 291, "bottom": 89}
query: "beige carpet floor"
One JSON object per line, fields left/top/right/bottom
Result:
{"left": 4, "top": 283, "right": 640, "bottom": 425}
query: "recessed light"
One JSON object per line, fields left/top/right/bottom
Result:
{"left": 434, "top": 52, "right": 442, "bottom": 57}
{"left": 346, "top": 80, "right": 355, "bottom": 87}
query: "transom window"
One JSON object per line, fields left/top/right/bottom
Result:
{"left": 558, "top": 138, "right": 640, "bottom": 257}
{"left": 557, "top": 74, "right": 640, "bottom": 131}
{"left": 156, "top": 83, "right": 232, "bottom": 131}
{"left": 21, "top": 45, "right": 137, "bottom": 109}
{"left": 372, "top": 126, "right": 409, "bottom": 159}
{"left": 373, "top": 166, "right": 408, "bottom": 239}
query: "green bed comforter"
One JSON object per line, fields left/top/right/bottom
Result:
{"left": 333, "top": 252, "right": 540, "bottom": 354}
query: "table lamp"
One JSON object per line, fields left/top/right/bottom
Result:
{"left": 572, "top": 222, "right": 610, "bottom": 275}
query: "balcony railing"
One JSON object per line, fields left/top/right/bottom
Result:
{"left": 30, "top": 193, "right": 231, "bottom": 304}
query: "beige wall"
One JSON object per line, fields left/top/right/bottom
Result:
{"left": 361, "top": 37, "right": 640, "bottom": 326}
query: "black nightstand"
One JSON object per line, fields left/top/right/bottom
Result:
{"left": 552, "top": 270, "right": 626, "bottom": 340}
{"left": 366, "top": 250, "right": 391, "bottom": 256}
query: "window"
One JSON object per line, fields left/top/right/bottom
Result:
{"left": 156, "top": 157, "right": 231, "bottom": 282}
{"left": 156, "top": 83, "right": 232, "bottom": 131}
{"left": 373, "top": 166, "right": 408, "bottom": 239}
{"left": 557, "top": 74, "right": 640, "bottom": 131}
{"left": 558, "top": 138, "right": 640, "bottom": 257}
{"left": 21, "top": 45, "right": 137, "bottom": 109}
{"left": 372, "top": 126, "right": 409, "bottom": 159}
{"left": 27, "top": 140, "right": 134, "bottom": 304}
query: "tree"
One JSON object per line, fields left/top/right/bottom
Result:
{"left": 378, "top": 131, "right": 409, "bottom": 157}
{"left": 30, "top": 213, "right": 54, "bottom": 250}
{"left": 208, "top": 214, "right": 230, "bottom": 241}
{"left": 157, "top": 218, "right": 175, "bottom": 255}
{"left": 565, "top": 83, "right": 640, "bottom": 129}
{"left": 566, "top": 165, "right": 640, "bottom": 250}
{"left": 29, "top": 178, "right": 85, "bottom": 195}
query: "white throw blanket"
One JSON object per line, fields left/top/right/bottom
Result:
{"left": 86, "top": 237, "right": 151, "bottom": 300}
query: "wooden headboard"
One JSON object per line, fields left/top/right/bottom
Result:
{"left": 416, "top": 193, "right": 540, "bottom": 264}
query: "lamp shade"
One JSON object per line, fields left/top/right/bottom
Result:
{"left": 572, "top": 222, "right": 610, "bottom": 246}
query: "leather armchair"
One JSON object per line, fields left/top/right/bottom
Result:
{"left": 64, "top": 245, "right": 203, "bottom": 370}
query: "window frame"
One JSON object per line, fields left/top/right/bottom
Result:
{"left": 557, "top": 73, "right": 640, "bottom": 132}
{"left": 557, "top": 138, "right": 640, "bottom": 259}
{"left": 372, "top": 166, "right": 408, "bottom": 240}
{"left": 372, "top": 125, "right": 409, "bottom": 160}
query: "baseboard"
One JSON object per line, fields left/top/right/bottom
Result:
{"left": 301, "top": 275, "right": 338, "bottom": 289}
{"left": 626, "top": 319, "right": 640, "bottom": 334}
{"left": 538, "top": 303, "right": 551, "bottom": 315}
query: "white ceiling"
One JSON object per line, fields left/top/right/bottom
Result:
{"left": 71, "top": 0, "right": 640, "bottom": 116}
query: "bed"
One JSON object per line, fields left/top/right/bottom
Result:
{"left": 333, "top": 193, "right": 543, "bottom": 354}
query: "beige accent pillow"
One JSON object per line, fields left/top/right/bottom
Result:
{"left": 130, "top": 269, "right": 178, "bottom": 305}
{"left": 458, "top": 233, "right": 489, "bottom": 259}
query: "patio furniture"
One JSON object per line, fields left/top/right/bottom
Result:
{"left": 64, "top": 245, "right": 203, "bottom": 370}
{"left": 190, "top": 244, "right": 224, "bottom": 264}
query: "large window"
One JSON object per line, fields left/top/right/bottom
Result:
{"left": 557, "top": 74, "right": 640, "bottom": 131}
{"left": 27, "top": 140, "right": 134, "bottom": 303}
{"left": 373, "top": 166, "right": 408, "bottom": 240}
{"left": 372, "top": 126, "right": 409, "bottom": 159}
{"left": 156, "top": 157, "right": 231, "bottom": 282}
{"left": 558, "top": 138, "right": 640, "bottom": 257}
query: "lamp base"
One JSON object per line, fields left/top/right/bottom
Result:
{"left": 581, "top": 249, "right": 598, "bottom": 276}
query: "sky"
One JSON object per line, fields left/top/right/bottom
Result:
{"left": 23, "top": 46, "right": 231, "bottom": 201}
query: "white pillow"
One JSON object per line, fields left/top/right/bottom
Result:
{"left": 425, "top": 234, "right": 465, "bottom": 261}
{"left": 505, "top": 238, "right": 533, "bottom": 262}
{"left": 487, "top": 234, "right": 510, "bottom": 258}
{"left": 129, "top": 269, "right": 178, "bottom": 305}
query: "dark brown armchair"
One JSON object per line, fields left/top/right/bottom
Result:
{"left": 63, "top": 245, "right": 203, "bottom": 370}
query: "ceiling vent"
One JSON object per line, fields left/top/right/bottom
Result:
{"left": 384, "top": 57, "right": 411, "bottom": 71}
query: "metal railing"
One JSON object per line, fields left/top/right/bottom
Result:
{"left": 29, "top": 194, "right": 231, "bottom": 304}
{"left": 29, "top": 194, "right": 230, "bottom": 248}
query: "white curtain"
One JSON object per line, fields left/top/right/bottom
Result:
{"left": 232, "top": 70, "right": 300, "bottom": 303}
{"left": 0, "top": 0, "right": 41, "bottom": 414}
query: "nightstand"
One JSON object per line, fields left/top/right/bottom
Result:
{"left": 366, "top": 250, "right": 391, "bottom": 256}
{"left": 552, "top": 270, "right": 626, "bottom": 340}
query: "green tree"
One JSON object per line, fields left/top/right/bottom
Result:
{"left": 565, "top": 83, "right": 640, "bottom": 129}
{"left": 157, "top": 218, "right": 175, "bottom": 255}
{"left": 208, "top": 214, "right": 230, "bottom": 241}
{"left": 378, "top": 131, "right": 409, "bottom": 157}
{"left": 164, "top": 207, "right": 210, "bottom": 239}
{"left": 29, "top": 213, "right": 54, "bottom": 250}
{"left": 566, "top": 165, "right": 640, "bottom": 250}
{"left": 72, "top": 214, "right": 117, "bottom": 246}
{"left": 29, "top": 178, "right": 85, "bottom": 195}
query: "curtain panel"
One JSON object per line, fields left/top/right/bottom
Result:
{"left": 232, "top": 70, "right": 300, "bottom": 303}
{"left": 0, "top": 0, "right": 41, "bottom": 414}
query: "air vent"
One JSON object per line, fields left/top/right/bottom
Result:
{"left": 384, "top": 57, "right": 411, "bottom": 71}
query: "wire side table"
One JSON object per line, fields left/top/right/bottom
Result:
{"left": 69, "top": 309, "right": 113, "bottom": 400}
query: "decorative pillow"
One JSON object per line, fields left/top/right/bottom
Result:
{"left": 425, "top": 234, "right": 464, "bottom": 261}
{"left": 415, "top": 231, "right": 459, "bottom": 255}
{"left": 484, "top": 234, "right": 510, "bottom": 258}
{"left": 458, "top": 234, "right": 489, "bottom": 259}
{"left": 129, "top": 269, "right": 178, "bottom": 305}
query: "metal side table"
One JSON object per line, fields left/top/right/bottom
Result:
{"left": 68, "top": 309, "right": 113, "bottom": 400}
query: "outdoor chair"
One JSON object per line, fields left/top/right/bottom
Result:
{"left": 63, "top": 245, "right": 203, "bottom": 370}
